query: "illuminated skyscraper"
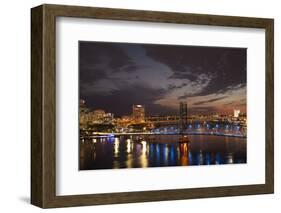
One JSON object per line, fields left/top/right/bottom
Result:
{"left": 79, "top": 99, "right": 89, "bottom": 127}
{"left": 132, "top": 105, "right": 145, "bottom": 123}
{"left": 233, "top": 109, "right": 240, "bottom": 118}
{"left": 179, "top": 101, "right": 188, "bottom": 132}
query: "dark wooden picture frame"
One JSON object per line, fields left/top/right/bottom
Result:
{"left": 31, "top": 4, "right": 274, "bottom": 208}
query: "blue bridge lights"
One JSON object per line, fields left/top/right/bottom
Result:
{"left": 83, "top": 123, "right": 246, "bottom": 140}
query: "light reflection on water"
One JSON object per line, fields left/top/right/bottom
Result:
{"left": 80, "top": 135, "right": 246, "bottom": 170}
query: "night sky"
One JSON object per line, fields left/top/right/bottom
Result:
{"left": 79, "top": 41, "right": 246, "bottom": 117}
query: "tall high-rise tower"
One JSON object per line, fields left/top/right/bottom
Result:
{"left": 233, "top": 109, "right": 240, "bottom": 118}
{"left": 179, "top": 101, "right": 188, "bottom": 132}
{"left": 132, "top": 105, "right": 145, "bottom": 123}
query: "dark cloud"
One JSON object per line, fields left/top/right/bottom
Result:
{"left": 120, "top": 64, "right": 147, "bottom": 73}
{"left": 168, "top": 83, "right": 187, "bottom": 90}
{"left": 143, "top": 44, "right": 246, "bottom": 96}
{"left": 79, "top": 41, "right": 136, "bottom": 84}
{"left": 79, "top": 67, "right": 107, "bottom": 84}
{"left": 215, "top": 83, "right": 246, "bottom": 95}
{"left": 79, "top": 41, "right": 247, "bottom": 115}
{"left": 193, "top": 96, "right": 227, "bottom": 106}
{"left": 81, "top": 85, "right": 170, "bottom": 116}
{"left": 188, "top": 106, "right": 218, "bottom": 113}
{"left": 223, "top": 97, "right": 246, "bottom": 107}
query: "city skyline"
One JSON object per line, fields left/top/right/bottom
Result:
{"left": 79, "top": 41, "right": 247, "bottom": 170}
{"left": 80, "top": 99, "right": 245, "bottom": 119}
{"left": 79, "top": 41, "right": 246, "bottom": 117}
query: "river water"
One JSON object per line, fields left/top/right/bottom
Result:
{"left": 79, "top": 134, "right": 246, "bottom": 170}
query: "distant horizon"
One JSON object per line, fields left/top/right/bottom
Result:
{"left": 81, "top": 100, "right": 246, "bottom": 118}
{"left": 79, "top": 41, "right": 246, "bottom": 116}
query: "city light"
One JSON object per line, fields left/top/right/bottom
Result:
{"left": 141, "top": 140, "right": 147, "bottom": 153}
{"left": 234, "top": 109, "right": 240, "bottom": 118}
{"left": 79, "top": 100, "right": 247, "bottom": 140}
{"left": 78, "top": 42, "right": 247, "bottom": 171}
{"left": 114, "top": 138, "right": 119, "bottom": 155}
{"left": 126, "top": 139, "right": 131, "bottom": 153}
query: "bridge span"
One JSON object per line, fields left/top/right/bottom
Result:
{"left": 83, "top": 130, "right": 246, "bottom": 139}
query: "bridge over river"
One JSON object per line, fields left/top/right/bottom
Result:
{"left": 81, "top": 123, "right": 246, "bottom": 139}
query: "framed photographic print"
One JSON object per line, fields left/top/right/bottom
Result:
{"left": 31, "top": 4, "right": 274, "bottom": 208}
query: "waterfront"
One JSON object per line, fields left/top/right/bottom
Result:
{"left": 79, "top": 135, "right": 246, "bottom": 170}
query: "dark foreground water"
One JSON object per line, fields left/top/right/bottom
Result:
{"left": 79, "top": 135, "right": 246, "bottom": 170}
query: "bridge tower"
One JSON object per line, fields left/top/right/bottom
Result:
{"left": 179, "top": 101, "right": 188, "bottom": 133}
